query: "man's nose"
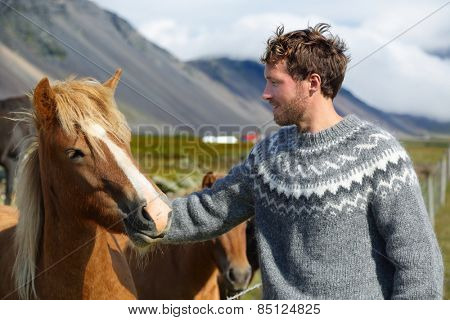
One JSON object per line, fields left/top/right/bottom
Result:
{"left": 262, "top": 85, "right": 272, "bottom": 101}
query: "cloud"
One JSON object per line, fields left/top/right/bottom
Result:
{"left": 101, "top": 0, "right": 449, "bottom": 121}
{"left": 139, "top": 19, "right": 191, "bottom": 48}
{"left": 138, "top": 10, "right": 450, "bottom": 120}
{"left": 342, "top": 27, "right": 450, "bottom": 120}
{"left": 359, "top": 2, "right": 450, "bottom": 52}
{"left": 138, "top": 13, "right": 328, "bottom": 60}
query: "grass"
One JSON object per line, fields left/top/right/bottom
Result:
{"left": 401, "top": 140, "right": 449, "bottom": 165}
{"left": 131, "top": 135, "right": 253, "bottom": 193}
{"left": 403, "top": 138, "right": 450, "bottom": 299}
{"left": 131, "top": 134, "right": 252, "bottom": 174}
{"left": 240, "top": 271, "right": 262, "bottom": 300}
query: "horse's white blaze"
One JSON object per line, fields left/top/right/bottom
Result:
{"left": 88, "top": 123, "right": 170, "bottom": 232}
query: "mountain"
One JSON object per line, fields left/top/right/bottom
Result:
{"left": 0, "top": 0, "right": 272, "bottom": 130}
{"left": 190, "top": 58, "right": 268, "bottom": 105}
{"left": 1, "top": 0, "right": 448, "bottom": 137}
{"left": 189, "top": 57, "right": 450, "bottom": 137}
{"left": 0, "top": 42, "right": 46, "bottom": 98}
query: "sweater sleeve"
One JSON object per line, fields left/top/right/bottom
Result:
{"left": 371, "top": 145, "right": 444, "bottom": 299}
{"left": 162, "top": 154, "right": 255, "bottom": 243}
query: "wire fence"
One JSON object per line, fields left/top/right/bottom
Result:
{"left": 415, "top": 146, "right": 450, "bottom": 227}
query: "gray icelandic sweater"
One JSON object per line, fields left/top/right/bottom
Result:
{"left": 165, "top": 115, "right": 444, "bottom": 299}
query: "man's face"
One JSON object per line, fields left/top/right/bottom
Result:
{"left": 262, "top": 61, "right": 309, "bottom": 126}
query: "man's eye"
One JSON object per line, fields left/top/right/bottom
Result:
{"left": 65, "top": 149, "right": 85, "bottom": 161}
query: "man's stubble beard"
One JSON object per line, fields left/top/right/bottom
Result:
{"left": 273, "top": 92, "right": 308, "bottom": 127}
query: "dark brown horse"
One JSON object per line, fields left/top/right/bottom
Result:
{"left": 125, "top": 172, "right": 252, "bottom": 299}
{"left": 0, "top": 95, "right": 32, "bottom": 204}
{"left": 0, "top": 70, "right": 172, "bottom": 299}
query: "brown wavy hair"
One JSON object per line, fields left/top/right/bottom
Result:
{"left": 261, "top": 23, "right": 350, "bottom": 99}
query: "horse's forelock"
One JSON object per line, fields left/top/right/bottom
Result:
{"left": 50, "top": 78, "right": 130, "bottom": 154}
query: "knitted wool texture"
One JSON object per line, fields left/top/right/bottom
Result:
{"left": 166, "top": 115, "right": 444, "bottom": 299}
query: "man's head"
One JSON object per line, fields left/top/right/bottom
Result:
{"left": 261, "top": 23, "right": 349, "bottom": 126}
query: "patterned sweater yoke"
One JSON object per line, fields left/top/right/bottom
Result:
{"left": 166, "top": 115, "right": 444, "bottom": 299}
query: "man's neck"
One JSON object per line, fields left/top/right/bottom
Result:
{"left": 296, "top": 98, "right": 343, "bottom": 133}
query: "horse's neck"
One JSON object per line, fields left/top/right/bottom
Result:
{"left": 177, "top": 241, "right": 216, "bottom": 273}
{"left": 175, "top": 241, "right": 218, "bottom": 291}
{"left": 187, "top": 241, "right": 221, "bottom": 299}
{"left": 35, "top": 206, "right": 136, "bottom": 299}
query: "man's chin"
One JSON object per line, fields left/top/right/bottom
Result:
{"left": 274, "top": 115, "right": 289, "bottom": 126}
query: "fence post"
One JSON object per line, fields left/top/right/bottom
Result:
{"left": 427, "top": 173, "right": 434, "bottom": 226}
{"left": 441, "top": 157, "right": 447, "bottom": 206}
{"left": 448, "top": 147, "right": 450, "bottom": 179}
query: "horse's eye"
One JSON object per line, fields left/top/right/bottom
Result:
{"left": 65, "top": 148, "right": 85, "bottom": 161}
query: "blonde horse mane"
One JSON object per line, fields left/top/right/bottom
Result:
{"left": 13, "top": 76, "right": 130, "bottom": 299}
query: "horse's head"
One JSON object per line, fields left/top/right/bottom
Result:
{"left": 31, "top": 70, "right": 172, "bottom": 245}
{"left": 202, "top": 172, "right": 252, "bottom": 292}
{"left": 213, "top": 222, "right": 252, "bottom": 292}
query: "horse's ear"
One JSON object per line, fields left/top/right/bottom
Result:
{"left": 103, "top": 68, "right": 122, "bottom": 91}
{"left": 201, "top": 171, "right": 216, "bottom": 189}
{"left": 33, "top": 77, "right": 57, "bottom": 126}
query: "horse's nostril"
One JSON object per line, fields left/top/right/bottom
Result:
{"left": 228, "top": 268, "right": 237, "bottom": 283}
{"left": 140, "top": 206, "right": 152, "bottom": 222}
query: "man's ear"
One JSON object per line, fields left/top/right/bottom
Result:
{"left": 308, "top": 73, "right": 322, "bottom": 94}
{"left": 103, "top": 68, "right": 122, "bottom": 92}
{"left": 33, "top": 77, "right": 57, "bottom": 127}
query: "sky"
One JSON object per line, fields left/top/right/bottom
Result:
{"left": 91, "top": 0, "right": 450, "bottom": 121}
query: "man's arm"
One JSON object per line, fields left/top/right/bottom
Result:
{"left": 371, "top": 148, "right": 444, "bottom": 299}
{"left": 163, "top": 157, "right": 255, "bottom": 243}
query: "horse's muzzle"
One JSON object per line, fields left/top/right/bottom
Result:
{"left": 226, "top": 265, "right": 252, "bottom": 291}
{"left": 122, "top": 203, "right": 172, "bottom": 247}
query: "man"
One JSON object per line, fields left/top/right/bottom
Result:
{"left": 162, "top": 23, "right": 444, "bottom": 299}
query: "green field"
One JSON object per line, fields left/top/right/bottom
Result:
{"left": 402, "top": 140, "right": 449, "bottom": 165}
{"left": 131, "top": 135, "right": 253, "bottom": 194}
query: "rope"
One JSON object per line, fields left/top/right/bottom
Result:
{"left": 227, "top": 283, "right": 262, "bottom": 300}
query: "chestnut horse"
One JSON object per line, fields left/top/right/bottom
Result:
{"left": 125, "top": 172, "right": 251, "bottom": 299}
{"left": 0, "top": 70, "right": 172, "bottom": 299}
